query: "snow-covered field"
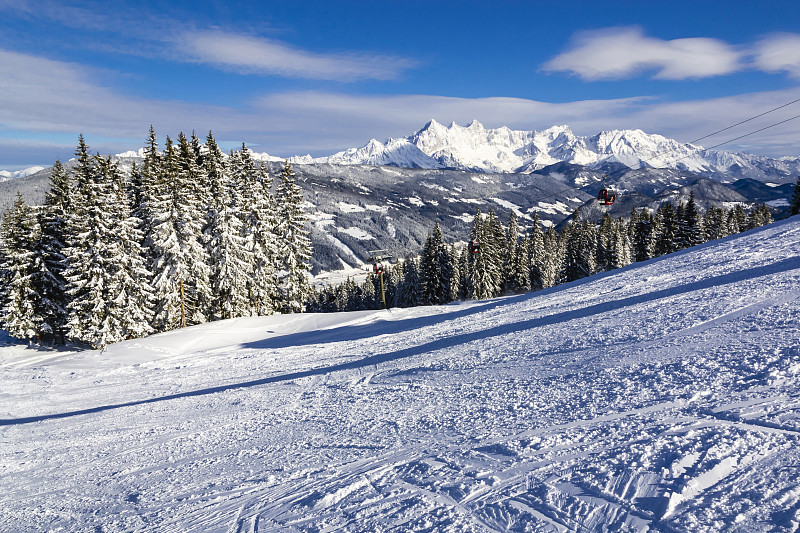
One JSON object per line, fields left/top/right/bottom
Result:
{"left": 3, "top": 218, "right": 800, "bottom": 532}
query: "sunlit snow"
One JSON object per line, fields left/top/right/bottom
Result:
{"left": 337, "top": 201, "right": 366, "bottom": 213}
{"left": 3, "top": 219, "right": 800, "bottom": 531}
{"left": 338, "top": 227, "right": 374, "bottom": 240}
{"left": 535, "top": 200, "right": 573, "bottom": 215}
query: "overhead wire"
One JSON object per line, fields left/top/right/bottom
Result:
{"left": 658, "top": 112, "right": 800, "bottom": 169}
{"left": 605, "top": 96, "right": 800, "bottom": 179}
{"left": 685, "top": 96, "right": 800, "bottom": 146}
{"left": 522, "top": 95, "right": 800, "bottom": 211}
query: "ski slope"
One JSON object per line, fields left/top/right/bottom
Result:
{"left": 3, "top": 218, "right": 800, "bottom": 532}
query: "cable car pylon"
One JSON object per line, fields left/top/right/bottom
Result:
{"left": 367, "top": 249, "right": 391, "bottom": 309}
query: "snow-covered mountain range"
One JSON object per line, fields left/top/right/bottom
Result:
{"left": 0, "top": 166, "right": 46, "bottom": 182}
{"left": 4, "top": 120, "right": 798, "bottom": 183}
{"left": 3, "top": 121, "right": 797, "bottom": 274}
{"left": 310, "top": 120, "right": 800, "bottom": 182}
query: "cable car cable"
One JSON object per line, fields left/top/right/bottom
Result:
{"left": 685, "top": 95, "right": 800, "bottom": 146}
{"left": 472, "top": 96, "right": 800, "bottom": 223}
{"left": 656, "top": 112, "right": 800, "bottom": 169}
{"left": 602, "top": 95, "right": 800, "bottom": 180}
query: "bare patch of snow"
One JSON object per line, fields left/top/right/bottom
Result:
{"left": 338, "top": 227, "right": 374, "bottom": 240}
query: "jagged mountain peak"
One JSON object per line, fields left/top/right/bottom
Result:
{"left": 97, "top": 120, "right": 800, "bottom": 184}
{"left": 321, "top": 121, "right": 795, "bottom": 182}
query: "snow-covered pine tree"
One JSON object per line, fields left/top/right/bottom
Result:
{"left": 187, "top": 131, "right": 212, "bottom": 217}
{"left": 35, "top": 160, "right": 71, "bottom": 343}
{"left": 61, "top": 136, "right": 98, "bottom": 345}
{"left": 235, "top": 145, "right": 278, "bottom": 316}
{"left": 540, "top": 226, "right": 562, "bottom": 289}
{"left": 501, "top": 212, "right": 519, "bottom": 293}
{"left": 633, "top": 208, "right": 655, "bottom": 262}
{"left": 792, "top": 176, "right": 800, "bottom": 216}
{"left": 394, "top": 255, "right": 422, "bottom": 308}
{"left": 102, "top": 156, "right": 154, "bottom": 340}
{"left": 672, "top": 202, "right": 686, "bottom": 250}
{"left": 703, "top": 206, "right": 729, "bottom": 241}
{"left": 746, "top": 204, "right": 773, "bottom": 230}
{"left": 728, "top": 204, "right": 747, "bottom": 234}
{"left": 467, "top": 209, "right": 492, "bottom": 299}
{"left": 760, "top": 204, "right": 774, "bottom": 226}
{"left": 176, "top": 132, "right": 212, "bottom": 324}
{"left": 310, "top": 285, "right": 338, "bottom": 313}
{"left": 203, "top": 132, "right": 251, "bottom": 320}
{"left": 420, "top": 222, "right": 452, "bottom": 305}
{"left": 148, "top": 136, "right": 185, "bottom": 331}
{"left": 612, "top": 220, "right": 631, "bottom": 269}
{"left": 63, "top": 147, "right": 131, "bottom": 348}
{"left": 344, "top": 278, "right": 364, "bottom": 311}
{"left": 448, "top": 243, "right": 461, "bottom": 302}
{"left": 654, "top": 202, "right": 678, "bottom": 257}
{"left": 383, "top": 261, "right": 401, "bottom": 307}
{"left": 457, "top": 244, "right": 470, "bottom": 301}
{"left": 275, "top": 160, "right": 311, "bottom": 313}
{"left": 362, "top": 274, "right": 378, "bottom": 309}
{"left": 527, "top": 212, "right": 545, "bottom": 291}
{"left": 683, "top": 192, "right": 704, "bottom": 247}
{"left": 627, "top": 207, "right": 640, "bottom": 243}
{"left": 334, "top": 279, "right": 349, "bottom": 311}
{"left": 596, "top": 212, "right": 615, "bottom": 272}
{"left": 561, "top": 210, "right": 597, "bottom": 283}
{"left": 0, "top": 195, "right": 41, "bottom": 341}
{"left": 484, "top": 209, "right": 505, "bottom": 296}
{"left": 135, "top": 126, "right": 163, "bottom": 269}
{"left": 510, "top": 231, "right": 531, "bottom": 293}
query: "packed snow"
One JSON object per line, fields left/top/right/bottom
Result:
{"left": 3, "top": 218, "right": 800, "bottom": 531}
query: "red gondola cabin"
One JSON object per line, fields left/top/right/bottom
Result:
{"left": 597, "top": 187, "right": 616, "bottom": 206}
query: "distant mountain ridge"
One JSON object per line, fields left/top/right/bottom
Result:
{"left": 307, "top": 120, "right": 800, "bottom": 183}
{"left": 4, "top": 120, "right": 797, "bottom": 184}
{"left": 0, "top": 166, "right": 46, "bottom": 182}
{"left": 2, "top": 141, "right": 795, "bottom": 274}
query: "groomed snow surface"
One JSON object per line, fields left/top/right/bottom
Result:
{"left": 3, "top": 219, "right": 800, "bottom": 532}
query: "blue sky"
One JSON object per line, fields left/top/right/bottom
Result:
{"left": 2, "top": 0, "right": 800, "bottom": 170}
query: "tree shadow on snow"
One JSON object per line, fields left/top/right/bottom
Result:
{"left": 3, "top": 255, "right": 798, "bottom": 427}
{"left": 248, "top": 255, "right": 800, "bottom": 350}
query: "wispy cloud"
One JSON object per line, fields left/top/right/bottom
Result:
{"left": 543, "top": 27, "right": 744, "bottom": 80}
{"left": 754, "top": 33, "right": 800, "bottom": 79}
{"left": 176, "top": 30, "right": 417, "bottom": 82}
{"left": 3, "top": 48, "right": 800, "bottom": 166}
{"left": 0, "top": 49, "right": 251, "bottom": 156}
{"left": 252, "top": 90, "right": 800, "bottom": 157}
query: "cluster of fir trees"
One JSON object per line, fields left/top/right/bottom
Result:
{"left": 307, "top": 193, "right": 774, "bottom": 312}
{"left": 792, "top": 176, "right": 800, "bottom": 216}
{"left": 0, "top": 130, "right": 311, "bottom": 348}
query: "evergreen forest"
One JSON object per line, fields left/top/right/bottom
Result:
{"left": 307, "top": 196, "right": 777, "bottom": 313}
{"left": 0, "top": 130, "right": 311, "bottom": 348}
{"left": 1, "top": 130, "right": 793, "bottom": 349}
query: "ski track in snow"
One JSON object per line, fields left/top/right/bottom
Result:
{"left": 3, "top": 219, "right": 800, "bottom": 531}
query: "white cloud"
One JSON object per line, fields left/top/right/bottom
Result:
{"left": 3, "top": 49, "right": 800, "bottom": 166}
{"left": 176, "top": 30, "right": 417, "bottom": 82}
{"left": 543, "top": 27, "right": 743, "bottom": 80}
{"left": 754, "top": 33, "right": 800, "bottom": 79}
{"left": 252, "top": 90, "right": 800, "bottom": 157}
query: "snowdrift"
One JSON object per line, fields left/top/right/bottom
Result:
{"left": 3, "top": 217, "right": 800, "bottom": 532}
